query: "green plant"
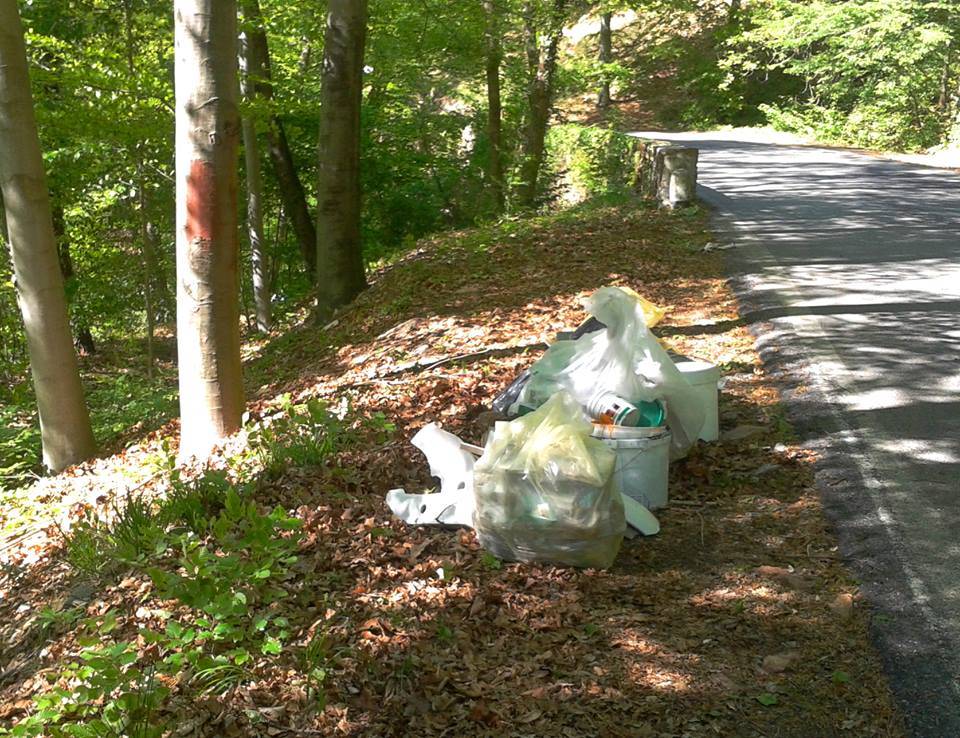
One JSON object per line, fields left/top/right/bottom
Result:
{"left": 59, "top": 493, "right": 167, "bottom": 577}
{"left": 247, "top": 397, "right": 393, "bottom": 479}
{"left": 300, "top": 631, "right": 331, "bottom": 709}
{"left": 161, "top": 468, "right": 232, "bottom": 535}
{"left": 148, "top": 488, "right": 300, "bottom": 654}
{"left": 5, "top": 613, "right": 168, "bottom": 738}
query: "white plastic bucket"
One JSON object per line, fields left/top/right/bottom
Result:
{"left": 592, "top": 429, "right": 671, "bottom": 510}
{"left": 674, "top": 359, "right": 720, "bottom": 442}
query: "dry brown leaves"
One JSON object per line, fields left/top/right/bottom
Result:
{"left": 0, "top": 203, "right": 903, "bottom": 737}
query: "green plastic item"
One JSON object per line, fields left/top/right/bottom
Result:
{"left": 635, "top": 399, "right": 665, "bottom": 427}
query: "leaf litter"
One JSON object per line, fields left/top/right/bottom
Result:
{"left": 0, "top": 202, "right": 904, "bottom": 737}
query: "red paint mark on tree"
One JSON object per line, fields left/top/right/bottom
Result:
{"left": 186, "top": 160, "right": 217, "bottom": 245}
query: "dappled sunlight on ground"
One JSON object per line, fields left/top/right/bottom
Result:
{"left": 0, "top": 202, "right": 903, "bottom": 736}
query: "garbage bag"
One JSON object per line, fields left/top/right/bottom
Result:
{"left": 473, "top": 391, "right": 624, "bottom": 568}
{"left": 518, "top": 286, "right": 704, "bottom": 456}
{"left": 491, "top": 368, "right": 531, "bottom": 416}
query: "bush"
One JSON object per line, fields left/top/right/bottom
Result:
{"left": 543, "top": 124, "right": 643, "bottom": 205}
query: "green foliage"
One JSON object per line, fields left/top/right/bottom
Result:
{"left": 723, "top": 0, "right": 960, "bottom": 151}
{"left": 6, "top": 613, "right": 167, "bottom": 738}
{"left": 59, "top": 493, "right": 165, "bottom": 577}
{"left": 0, "top": 369, "right": 177, "bottom": 496}
{"left": 247, "top": 397, "right": 350, "bottom": 477}
{"left": 246, "top": 396, "right": 394, "bottom": 479}
{"left": 23, "top": 480, "right": 303, "bottom": 734}
{"left": 544, "top": 124, "right": 643, "bottom": 204}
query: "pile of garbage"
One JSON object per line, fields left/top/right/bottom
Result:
{"left": 386, "top": 286, "right": 720, "bottom": 569}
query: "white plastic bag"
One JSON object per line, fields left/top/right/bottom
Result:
{"left": 473, "top": 391, "right": 624, "bottom": 568}
{"left": 518, "top": 287, "right": 704, "bottom": 455}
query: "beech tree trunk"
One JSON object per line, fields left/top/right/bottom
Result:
{"left": 598, "top": 12, "right": 612, "bottom": 111}
{"left": 315, "top": 0, "right": 368, "bottom": 318}
{"left": 174, "top": 0, "right": 244, "bottom": 458}
{"left": 241, "top": 0, "right": 317, "bottom": 278}
{"left": 483, "top": 0, "right": 505, "bottom": 212}
{"left": 0, "top": 0, "right": 96, "bottom": 472}
{"left": 516, "top": 0, "right": 566, "bottom": 208}
{"left": 240, "top": 29, "right": 271, "bottom": 332}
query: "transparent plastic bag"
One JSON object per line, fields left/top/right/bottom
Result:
{"left": 518, "top": 286, "right": 704, "bottom": 456}
{"left": 473, "top": 391, "right": 624, "bottom": 569}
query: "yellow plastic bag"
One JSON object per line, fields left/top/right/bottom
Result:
{"left": 617, "top": 286, "right": 666, "bottom": 328}
{"left": 473, "top": 391, "right": 624, "bottom": 568}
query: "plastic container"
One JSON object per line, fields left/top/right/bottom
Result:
{"left": 587, "top": 391, "right": 665, "bottom": 428}
{"left": 674, "top": 359, "right": 720, "bottom": 442}
{"left": 591, "top": 428, "right": 672, "bottom": 510}
{"left": 590, "top": 423, "right": 664, "bottom": 440}
{"left": 587, "top": 391, "right": 642, "bottom": 426}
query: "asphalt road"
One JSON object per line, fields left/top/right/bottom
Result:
{"left": 639, "top": 131, "right": 960, "bottom": 736}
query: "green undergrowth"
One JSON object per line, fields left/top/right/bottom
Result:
{"left": 4, "top": 398, "right": 392, "bottom": 737}
{"left": 0, "top": 368, "right": 178, "bottom": 500}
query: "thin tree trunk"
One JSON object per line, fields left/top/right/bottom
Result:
{"left": 483, "top": 0, "right": 505, "bottom": 212}
{"left": 125, "top": 0, "right": 155, "bottom": 376}
{"left": 938, "top": 45, "right": 954, "bottom": 114}
{"left": 598, "top": 12, "right": 612, "bottom": 111}
{"left": 241, "top": 0, "right": 317, "bottom": 277}
{"left": 174, "top": 0, "right": 244, "bottom": 458}
{"left": 51, "top": 203, "right": 97, "bottom": 356}
{"left": 315, "top": 0, "right": 369, "bottom": 318}
{"left": 0, "top": 0, "right": 96, "bottom": 472}
{"left": 136, "top": 164, "right": 155, "bottom": 375}
{"left": 240, "top": 30, "right": 271, "bottom": 332}
{"left": 516, "top": 0, "right": 566, "bottom": 208}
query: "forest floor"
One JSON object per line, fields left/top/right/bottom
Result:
{"left": 0, "top": 200, "right": 904, "bottom": 737}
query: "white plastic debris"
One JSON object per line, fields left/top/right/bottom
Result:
{"left": 621, "top": 494, "right": 660, "bottom": 536}
{"left": 385, "top": 423, "right": 476, "bottom": 526}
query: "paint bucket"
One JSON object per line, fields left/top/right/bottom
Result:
{"left": 591, "top": 428, "right": 672, "bottom": 510}
{"left": 674, "top": 359, "right": 720, "bottom": 442}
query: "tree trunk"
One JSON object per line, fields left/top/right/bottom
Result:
{"left": 315, "top": 0, "right": 369, "bottom": 318}
{"left": 136, "top": 164, "right": 156, "bottom": 374}
{"left": 240, "top": 29, "right": 271, "bottom": 332}
{"left": 0, "top": 0, "right": 96, "bottom": 472}
{"left": 174, "top": 0, "right": 244, "bottom": 458}
{"left": 241, "top": 0, "right": 317, "bottom": 278}
{"left": 51, "top": 204, "right": 97, "bottom": 356}
{"left": 483, "top": 0, "right": 505, "bottom": 212}
{"left": 516, "top": 0, "right": 566, "bottom": 208}
{"left": 598, "top": 12, "right": 612, "bottom": 111}
{"left": 124, "top": 0, "right": 155, "bottom": 376}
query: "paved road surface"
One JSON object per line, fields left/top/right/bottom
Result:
{"left": 638, "top": 131, "right": 960, "bottom": 736}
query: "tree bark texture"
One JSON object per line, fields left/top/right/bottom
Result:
{"left": 241, "top": 0, "right": 317, "bottom": 277}
{"left": 598, "top": 12, "right": 612, "bottom": 110}
{"left": 516, "top": 0, "right": 566, "bottom": 208}
{"left": 174, "top": 0, "right": 244, "bottom": 458}
{"left": 483, "top": 0, "right": 505, "bottom": 212}
{"left": 0, "top": 0, "right": 96, "bottom": 472}
{"left": 240, "top": 29, "right": 271, "bottom": 332}
{"left": 315, "top": 0, "right": 368, "bottom": 317}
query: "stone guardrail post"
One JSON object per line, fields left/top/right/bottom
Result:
{"left": 633, "top": 139, "right": 699, "bottom": 208}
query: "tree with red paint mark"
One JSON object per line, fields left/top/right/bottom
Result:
{"left": 174, "top": 0, "right": 244, "bottom": 458}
